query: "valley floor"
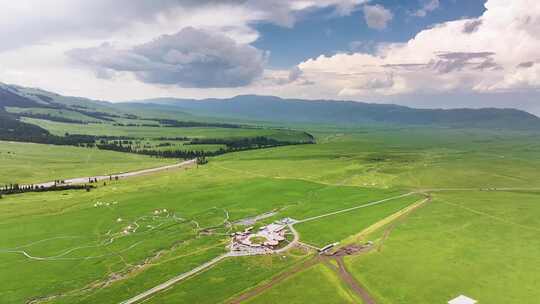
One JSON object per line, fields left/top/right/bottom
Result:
{"left": 2, "top": 127, "right": 540, "bottom": 303}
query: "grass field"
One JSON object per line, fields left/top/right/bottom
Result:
{"left": 147, "top": 249, "right": 311, "bottom": 304}
{"left": 245, "top": 262, "right": 362, "bottom": 304}
{"left": 345, "top": 190, "right": 540, "bottom": 303}
{"left": 295, "top": 194, "right": 422, "bottom": 247}
{"left": 2, "top": 126, "right": 540, "bottom": 303}
{"left": 6, "top": 107, "right": 102, "bottom": 123}
{"left": 22, "top": 117, "right": 312, "bottom": 141}
{"left": 0, "top": 157, "right": 404, "bottom": 303}
{"left": 0, "top": 141, "right": 173, "bottom": 184}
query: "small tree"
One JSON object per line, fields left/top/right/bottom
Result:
{"left": 196, "top": 156, "right": 208, "bottom": 165}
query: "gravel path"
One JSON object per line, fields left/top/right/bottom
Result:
{"left": 120, "top": 253, "right": 230, "bottom": 304}
{"left": 334, "top": 256, "right": 376, "bottom": 304}
{"left": 22, "top": 159, "right": 196, "bottom": 189}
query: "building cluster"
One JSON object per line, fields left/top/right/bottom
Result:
{"left": 231, "top": 223, "right": 287, "bottom": 253}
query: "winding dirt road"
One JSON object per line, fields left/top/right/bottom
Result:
{"left": 22, "top": 159, "right": 196, "bottom": 189}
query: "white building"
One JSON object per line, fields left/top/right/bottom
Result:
{"left": 448, "top": 295, "right": 477, "bottom": 304}
{"left": 260, "top": 224, "right": 285, "bottom": 233}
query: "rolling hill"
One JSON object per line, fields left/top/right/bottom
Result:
{"left": 128, "top": 95, "right": 540, "bottom": 129}
{"left": 1, "top": 82, "right": 540, "bottom": 131}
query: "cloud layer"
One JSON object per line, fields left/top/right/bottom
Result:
{"left": 1, "top": 0, "right": 540, "bottom": 114}
{"left": 363, "top": 4, "right": 393, "bottom": 30}
{"left": 68, "top": 27, "right": 267, "bottom": 88}
{"left": 295, "top": 0, "right": 540, "bottom": 100}
{"left": 0, "top": 0, "right": 365, "bottom": 51}
{"left": 412, "top": 0, "right": 440, "bottom": 17}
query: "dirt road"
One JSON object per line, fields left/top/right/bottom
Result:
{"left": 23, "top": 159, "right": 196, "bottom": 189}
{"left": 228, "top": 256, "right": 321, "bottom": 304}
{"left": 334, "top": 256, "right": 376, "bottom": 304}
{"left": 295, "top": 192, "right": 416, "bottom": 224}
{"left": 120, "top": 253, "right": 229, "bottom": 304}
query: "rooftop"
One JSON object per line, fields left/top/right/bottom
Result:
{"left": 448, "top": 295, "right": 477, "bottom": 304}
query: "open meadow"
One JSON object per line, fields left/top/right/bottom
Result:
{"left": 2, "top": 127, "right": 540, "bottom": 303}
{"left": 0, "top": 141, "right": 173, "bottom": 184}
{"left": 4, "top": 2, "right": 540, "bottom": 303}
{"left": 22, "top": 118, "right": 311, "bottom": 141}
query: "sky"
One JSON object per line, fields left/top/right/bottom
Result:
{"left": 1, "top": 0, "right": 540, "bottom": 114}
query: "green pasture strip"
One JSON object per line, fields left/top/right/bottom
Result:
{"left": 295, "top": 194, "right": 421, "bottom": 247}
{"left": 147, "top": 249, "right": 310, "bottom": 304}
{"left": 345, "top": 190, "right": 540, "bottom": 304}
{"left": 0, "top": 141, "right": 173, "bottom": 184}
{"left": 22, "top": 117, "right": 311, "bottom": 141}
{"left": 5, "top": 107, "right": 101, "bottom": 122}
{"left": 245, "top": 262, "right": 362, "bottom": 304}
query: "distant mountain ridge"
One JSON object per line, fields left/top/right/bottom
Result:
{"left": 1, "top": 82, "right": 540, "bottom": 130}
{"left": 129, "top": 95, "right": 540, "bottom": 130}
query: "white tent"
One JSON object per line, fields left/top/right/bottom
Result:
{"left": 448, "top": 295, "right": 477, "bottom": 304}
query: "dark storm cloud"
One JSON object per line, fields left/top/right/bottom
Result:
{"left": 517, "top": 61, "right": 535, "bottom": 68}
{"left": 67, "top": 27, "right": 267, "bottom": 88}
{"left": 431, "top": 51, "right": 499, "bottom": 73}
{"left": 463, "top": 19, "right": 483, "bottom": 33}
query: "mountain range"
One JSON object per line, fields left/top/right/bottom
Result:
{"left": 127, "top": 95, "right": 540, "bottom": 130}
{"left": 1, "top": 82, "right": 540, "bottom": 130}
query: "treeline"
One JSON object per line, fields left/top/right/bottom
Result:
{"left": 0, "top": 111, "right": 56, "bottom": 143}
{"left": 188, "top": 136, "right": 314, "bottom": 149}
{"left": 154, "top": 119, "right": 243, "bottom": 129}
{"left": 0, "top": 112, "right": 132, "bottom": 146}
{"left": 112, "top": 119, "right": 244, "bottom": 129}
{"left": 96, "top": 144, "right": 216, "bottom": 158}
{"left": 1, "top": 108, "right": 315, "bottom": 160}
{"left": 0, "top": 183, "right": 94, "bottom": 196}
{"left": 14, "top": 112, "right": 90, "bottom": 124}
{"left": 113, "top": 123, "right": 160, "bottom": 127}
{"left": 96, "top": 136, "right": 314, "bottom": 159}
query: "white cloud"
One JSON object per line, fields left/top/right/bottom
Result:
{"left": 363, "top": 4, "right": 393, "bottom": 30}
{"left": 0, "top": 0, "right": 367, "bottom": 51}
{"left": 295, "top": 0, "right": 540, "bottom": 104}
{"left": 67, "top": 27, "right": 267, "bottom": 88}
{"left": 412, "top": 0, "right": 440, "bottom": 17}
{"left": 0, "top": 0, "right": 366, "bottom": 96}
{"left": 1, "top": 0, "right": 540, "bottom": 113}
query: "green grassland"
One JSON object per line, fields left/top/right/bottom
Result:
{"left": 99, "top": 138, "right": 227, "bottom": 153}
{"left": 0, "top": 141, "right": 173, "bottom": 184}
{"left": 246, "top": 263, "right": 361, "bottom": 304}
{"left": 0, "top": 158, "right": 407, "bottom": 303}
{"left": 22, "top": 117, "right": 311, "bottom": 141}
{"left": 295, "top": 194, "right": 422, "bottom": 247}
{"left": 2, "top": 126, "right": 540, "bottom": 303}
{"left": 214, "top": 127, "right": 540, "bottom": 189}
{"left": 5, "top": 107, "right": 102, "bottom": 123}
{"left": 345, "top": 190, "right": 540, "bottom": 303}
{"left": 147, "top": 250, "right": 311, "bottom": 304}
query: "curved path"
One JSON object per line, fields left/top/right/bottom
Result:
{"left": 118, "top": 187, "right": 540, "bottom": 303}
{"left": 120, "top": 253, "right": 230, "bottom": 304}
{"left": 118, "top": 192, "right": 421, "bottom": 304}
{"left": 21, "top": 159, "right": 196, "bottom": 189}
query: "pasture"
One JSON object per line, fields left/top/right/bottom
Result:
{"left": 246, "top": 263, "right": 361, "bottom": 304}
{"left": 0, "top": 141, "right": 173, "bottom": 184}
{"left": 2, "top": 127, "right": 540, "bottom": 303}
{"left": 22, "top": 117, "right": 311, "bottom": 141}
{"left": 345, "top": 190, "right": 540, "bottom": 303}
